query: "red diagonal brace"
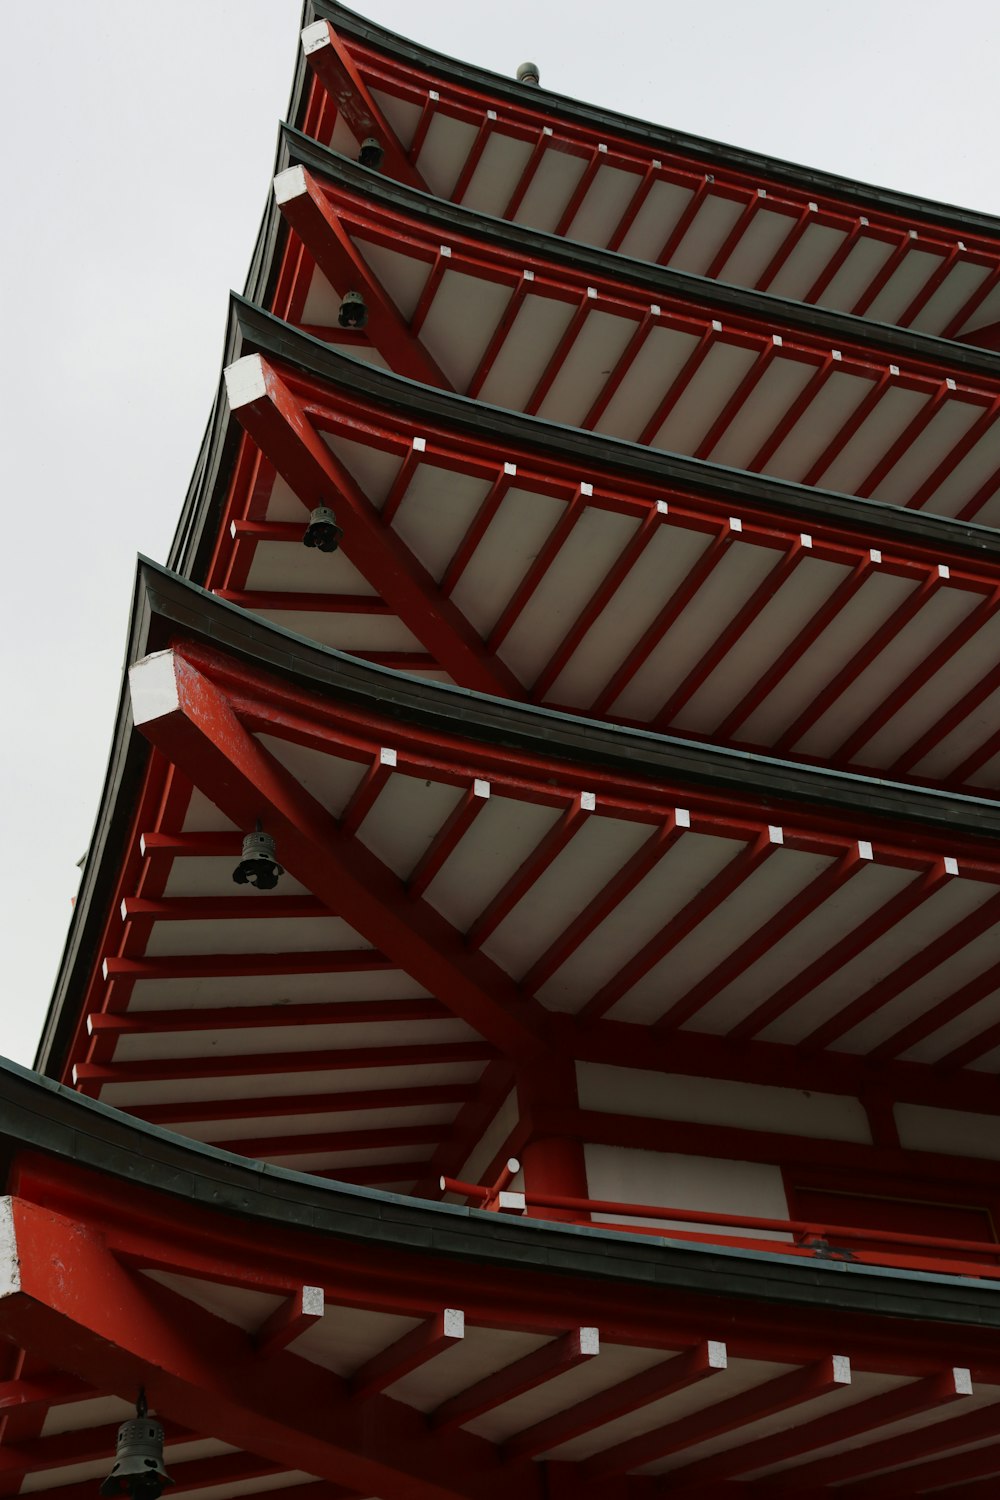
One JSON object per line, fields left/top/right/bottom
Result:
{"left": 223, "top": 355, "right": 521, "bottom": 699}
{"left": 128, "top": 648, "right": 546, "bottom": 1059}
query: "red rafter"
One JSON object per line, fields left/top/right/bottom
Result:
{"left": 429, "top": 1328, "right": 598, "bottom": 1432}
{"left": 350, "top": 1309, "right": 464, "bottom": 1401}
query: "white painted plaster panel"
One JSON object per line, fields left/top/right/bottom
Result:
{"left": 485, "top": 815, "right": 653, "bottom": 980}
{"left": 865, "top": 249, "right": 946, "bottom": 326}
{"left": 97, "top": 1060, "right": 485, "bottom": 1111}
{"left": 501, "top": 508, "right": 640, "bottom": 684}
{"left": 416, "top": 111, "right": 480, "bottom": 198}
{"left": 512, "top": 147, "right": 588, "bottom": 234}
{"left": 820, "top": 386, "right": 928, "bottom": 495}
{"left": 426, "top": 796, "right": 563, "bottom": 933}
{"left": 450, "top": 485, "right": 563, "bottom": 636}
{"left": 420, "top": 270, "right": 513, "bottom": 393}
{"left": 320, "top": 432, "right": 402, "bottom": 509}
{"left": 551, "top": 524, "right": 713, "bottom": 708}
{"left": 536, "top": 309, "right": 639, "bottom": 428}
{"left": 244, "top": 538, "right": 375, "bottom": 596}
{"left": 911, "top": 259, "right": 991, "bottom": 336}
{"left": 369, "top": 88, "right": 422, "bottom": 151}
{"left": 537, "top": 832, "right": 737, "bottom": 1013}
{"left": 143, "top": 915, "right": 358, "bottom": 959}
{"left": 256, "top": 733, "right": 366, "bottom": 815}
{"left": 767, "top": 222, "right": 847, "bottom": 303}
{"left": 651, "top": 342, "right": 759, "bottom": 456}
{"left": 357, "top": 773, "right": 464, "bottom": 878}
{"left": 113, "top": 1017, "right": 475, "bottom": 1065}
{"left": 618, "top": 180, "right": 694, "bottom": 262}
{"left": 392, "top": 465, "right": 492, "bottom": 582}
{"left": 180, "top": 787, "right": 238, "bottom": 833}
{"left": 460, "top": 132, "right": 535, "bottom": 216}
{"left": 680, "top": 557, "right": 851, "bottom": 736}
{"left": 707, "top": 354, "right": 818, "bottom": 471}
{"left": 584, "top": 1144, "right": 791, "bottom": 1238}
{"left": 813, "top": 234, "right": 895, "bottom": 312}
{"left": 871, "top": 395, "right": 981, "bottom": 507}
{"left": 741, "top": 571, "right": 917, "bottom": 744}
{"left": 127, "top": 969, "right": 430, "bottom": 1014}
{"left": 717, "top": 208, "right": 798, "bottom": 290}
{"left": 459, "top": 1089, "right": 518, "bottom": 1186}
{"left": 566, "top": 164, "right": 643, "bottom": 248}
{"left": 577, "top": 1062, "right": 871, "bottom": 1143}
{"left": 668, "top": 193, "right": 744, "bottom": 276}
{"left": 592, "top": 322, "right": 702, "bottom": 442}
{"left": 896, "top": 1104, "right": 1000, "bottom": 1161}
{"left": 925, "top": 418, "right": 1000, "bottom": 518}
{"left": 614, "top": 540, "right": 778, "bottom": 722}
{"left": 762, "top": 369, "right": 874, "bottom": 483}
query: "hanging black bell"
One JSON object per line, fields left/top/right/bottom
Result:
{"left": 358, "top": 137, "right": 384, "bottom": 170}
{"left": 303, "top": 504, "right": 343, "bottom": 552}
{"left": 232, "top": 822, "right": 284, "bottom": 890}
{"left": 338, "top": 290, "right": 368, "bottom": 330}
{"left": 100, "top": 1390, "right": 174, "bottom": 1500}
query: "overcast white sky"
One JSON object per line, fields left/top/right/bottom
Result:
{"left": 1, "top": 0, "right": 998, "bottom": 1070}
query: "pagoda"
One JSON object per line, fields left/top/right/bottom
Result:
{"left": 6, "top": 6, "right": 1000, "bottom": 1499}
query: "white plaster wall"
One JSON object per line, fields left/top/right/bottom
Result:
{"left": 895, "top": 1104, "right": 1000, "bottom": 1161}
{"left": 584, "top": 1143, "right": 792, "bottom": 1240}
{"left": 577, "top": 1062, "right": 871, "bottom": 1143}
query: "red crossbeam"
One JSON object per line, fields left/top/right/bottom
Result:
{"left": 254, "top": 1285, "right": 325, "bottom": 1356}
{"left": 584, "top": 1354, "right": 850, "bottom": 1481}
{"left": 429, "top": 1328, "right": 599, "bottom": 1432}
{"left": 350, "top": 1309, "right": 464, "bottom": 1401}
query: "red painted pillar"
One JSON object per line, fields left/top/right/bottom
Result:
{"left": 517, "top": 1058, "right": 589, "bottom": 1221}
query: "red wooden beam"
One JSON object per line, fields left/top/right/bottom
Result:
{"left": 850, "top": 232, "right": 911, "bottom": 317}
{"left": 128, "top": 649, "right": 546, "bottom": 1059}
{"left": 523, "top": 819, "right": 683, "bottom": 994}
{"left": 466, "top": 798, "right": 590, "bottom": 949}
{"left": 800, "top": 879, "right": 1000, "bottom": 1052}
{"left": 223, "top": 355, "right": 522, "bottom": 699}
{"left": 274, "top": 167, "right": 452, "bottom": 389}
{"left": 636, "top": 322, "right": 718, "bottom": 446}
{"left": 606, "top": 162, "right": 660, "bottom": 253}
{"left": 88, "top": 1000, "right": 450, "bottom": 1036}
{"left": 350, "top": 1309, "right": 464, "bottom": 1401}
{"left": 584, "top": 1354, "right": 850, "bottom": 1481}
{"left": 754, "top": 204, "right": 814, "bottom": 293}
{"left": 670, "top": 1366, "right": 971, "bottom": 1494}
{"left": 216, "top": 590, "right": 394, "bottom": 615}
{"left": 705, "top": 192, "right": 765, "bottom": 281}
{"left": 429, "top": 1328, "right": 599, "bottom": 1432}
{"left": 486, "top": 484, "right": 588, "bottom": 651}
{"left": 503, "top": 1339, "right": 726, "bottom": 1462}
{"left": 655, "top": 176, "right": 711, "bottom": 265}
{"left": 693, "top": 338, "right": 779, "bottom": 460}
{"left": 802, "top": 218, "right": 865, "bottom": 304}
{"left": 300, "top": 21, "right": 428, "bottom": 191}
{"left": 657, "top": 845, "right": 866, "bottom": 1031}
{"left": 0, "top": 1196, "right": 530, "bottom": 1500}
{"left": 100, "top": 950, "right": 393, "bottom": 983}
{"left": 0, "top": 1373, "right": 96, "bottom": 1413}
{"left": 408, "top": 783, "right": 490, "bottom": 899}
{"left": 898, "top": 244, "right": 963, "bottom": 328}
{"left": 130, "top": 1081, "right": 475, "bottom": 1129}
{"left": 531, "top": 507, "right": 663, "bottom": 701}
{"left": 730, "top": 860, "right": 948, "bottom": 1042}
{"left": 876, "top": 953, "right": 1000, "bottom": 1065}
{"left": 747, "top": 351, "right": 836, "bottom": 471}
{"left": 582, "top": 829, "right": 779, "bottom": 1024}
{"left": 553, "top": 148, "right": 605, "bottom": 237}
{"left": 254, "top": 1286, "right": 325, "bottom": 1356}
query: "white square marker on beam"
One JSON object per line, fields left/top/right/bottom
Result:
{"left": 889, "top": 364, "right": 900, "bottom": 377}
{"left": 380, "top": 747, "right": 397, "bottom": 767}
{"left": 657, "top": 500, "right": 669, "bottom": 514}
{"left": 504, "top": 462, "right": 517, "bottom": 475}
{"left": 543, "top": 126, "right": 553, "bottom": 136}
{"left": 650, "top": 303, "right": 661, "bottom": 316}
{"left": 832, "top": 349, "right": 842, "bottom": 361}
{"left": 487, "top": 109, "right": 497, "bottom": 121}
{"left": 728, "top": 517, "right": 743, "bottom": 533}
{"left": 580, "top": 482, "right": 594, "bottom": 496}
{"left": 768, "top": 826, "right": 784, "bottom": 844}
{"left": 757, "top": 187, "right": 767, "bottom": 198}
{"left": 800, "top": 533, "right": 813, "bottom": 548}
{"left": 944, "top": 857, "right": 959, "bottom": 876}
{"left": 580, "top": 791, "right": 597, "bottom": 812}
{"left": 675, "top": 808, "right": 691, "bottom": 828}
{"left": 858, "top": 840, "right": 874, "bottom": 861}
{"left": 869, "top": 549, "right": 882, "bottom": 564}
{"left": 808, "top": 201, "right": 818, "bottom": 212}
{"left": 711, "top": 319, "right": 723, "bottom": 332}
{"left": 771, "top": 334, "right": 783, "bottom": 346}
{"left": 429, "top": 90, "right": 440, "bottom": 100}
{"left": 586, "top": 286, "right": 598, "bottom": 298}
{"left": 958, "top": 241, "right": 967, "bottom": 252}
{"left": 938, "top": 564, "right": 950, "bottom": 579}
{"left": 860, "top": 215, "right": 870, "bottom": 226}
{"left": 945, "top": 378, "right": 957, "bottom": 390}
{"left": 474, "top": 779, "right": 491, "bottom": 799}
{"left": 652, "top": 159, "right": 662, "bottom": 169}
{"left": 523, "top": 269, "right": 535, "bottom": 280}
{"left": 440, "top": 245, "right": 452, "bottom": 258}
{"left": 598, "top": 143, "right": 608, "bottom": 152}
{"left": 412, "top": 437, "right": 426, "bottom": 452}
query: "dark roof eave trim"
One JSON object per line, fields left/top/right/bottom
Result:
{"left": 311, "top": 1, "right": 1000, "bottom": 242}
{"left": 5, "top": 1054, "right": 1000, "bottom": 1329}
{"left": 233, "top": 293, "right": 1000, "bottom": 567}
{"left": 280, "top": 127, "right": 1000, "bottom": 379}
{"left": 137, "top": 558, "right": 1000, "bottom": 843}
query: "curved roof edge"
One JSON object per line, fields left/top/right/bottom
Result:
{"left": 313, "top": 1, "right": 1000, "bottom": 241}
{"left": 170, "top": 294, "right": 1000, "bottom": 593}
{"left": 37, "top": 557, "right": 1000, "bottom": 1077}
{"left": 4, "top": 1050, "right": 1000, "bottom": 1328}
{"left": 279, "top": 127, "right": 1000, "bottom": 373}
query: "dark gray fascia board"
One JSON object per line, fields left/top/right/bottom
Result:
{"left": 311, "top": 1, "right": 1000, "bottom": 244}
{"left": 139, "top": 558, "right": 1000, "bottom": 845}
{"left": 231, "top": 292, "right": 1000, "bottom": 569}
{"left": 279, "top": 125, "right": 1000, "bottom": 377}
{"left": 4, "top": 1053, "right": 1000, "bottom": 1330}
